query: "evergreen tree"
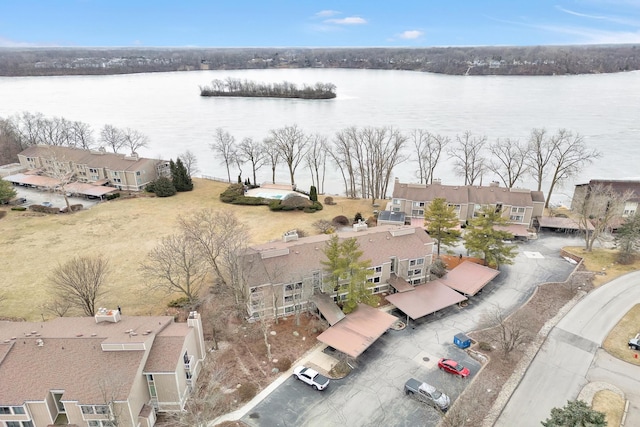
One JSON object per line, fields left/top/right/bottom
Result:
{"left": 541, "top": 400, "right": 605, "bottom": 427}
{"left": 615, "top": 213, "right": 640, "bottom": 263}
{"left": 174, "top": 158, "right": 193, "bottom": 191}
{"left": 424, "top": 198, "right": 461, "bottom": 256}
{"left": 321, "top": 235, "right": 374, "bottom": 314}
{"left": 463, "top": 205, "right": 516, "bottom": 268}
{"left": 152, "top": 176, "right": 177, "bottom": 197}
{"left": 309, "top": 185, "right": 318, "bottom": 202}
{"left": 0, "top": 179, "right": 17, "bottom": 203}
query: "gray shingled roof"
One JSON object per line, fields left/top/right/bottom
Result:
{"left": 244, "top": 225, "right": 433, "bottom": 287}
{"left": 0, "top": 315, "right": 181, "bottom": 405}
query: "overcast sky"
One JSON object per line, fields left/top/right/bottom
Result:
{"left": 1, "top": 0, "right": 639, "bottom": 48}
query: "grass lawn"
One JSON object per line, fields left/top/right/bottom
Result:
{"left": 592, "top": 389, "right": 625, "bottom": 427}
{"left": 0, "top": 179, "right": 376, "bottom": 321}
{"left": 603, "top": 304, "right": 640, "bottom": 366}
{"left": 563, "top": 246, "right": 639, "bottom": 287}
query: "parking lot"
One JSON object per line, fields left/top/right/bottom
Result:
{"left": 10, "top": 185, "right": 101, "bottom": 210}
{"left": 240, "top": 234, "right": 582, "bottom": 427}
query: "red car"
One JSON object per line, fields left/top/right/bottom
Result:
{"left": 438, "top": 358, "right": 470, "bottom": 377}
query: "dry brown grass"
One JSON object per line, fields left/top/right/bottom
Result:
{"left": 603, "top": 303, "right": 640, "bottom": 366}
{"left": 563, "top": 246, "right": 640, "bottom": 287}
{"left": 592, "top": 389, "right": 625, "bottom": 427}
{"left": 0, "top": 179, "right": 375, "bottom": 321}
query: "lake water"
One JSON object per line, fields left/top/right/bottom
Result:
{"left": 1, "top": 68, "right": 639, "bottom": 205}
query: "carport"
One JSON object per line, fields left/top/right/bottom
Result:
{"left": 439, "top": 261, "right": 500, "bottom": 296}
{"left": 4, "top": 173, "right": 59, "bottom": 189}
{"left": 385, "top": 280, "right": 467, "bottom": 324}
{"left": 537, "top": 216, "right": 594, "bottom": 232}
{"left": 309, "top": 293, "right": 345, "bottom": 326}
{"left": 64, "top": 182, "right": 117, "bottom": 199}
{"left": 316, "top": 303, "right": 397, "bottom": 358}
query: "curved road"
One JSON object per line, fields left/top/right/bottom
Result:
{"left": 496, "top": 270, "right": 640, "bottom": 426}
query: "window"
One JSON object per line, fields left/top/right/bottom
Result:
{"left": 373, "top": 277, "right": 380, "bottom": 283}
{"left": 411, "top": 209, "right": 424, "bottom": 216}
{"left": 410, "top": 259, "right": 416, "bottom": 266}
{"left": 285, "top": 306, "right": 295, "bottom": 313}
{"left": 112, "top": 171, "right": 119, "bottom": 176}
{"left": 413, "top": 269, "right": 422, "bottom": 275}
{"left": 448, "top": 204, "right": 461, "bottom": 211}
{"left": 413, "top": 201, "right": 425, "bottom": 207}
{"left": 113, "top": 178, "right": 122, "bottom": 183}
{"left": 7, "top": 422, "right": 20, "bottom": 427}
{"left": 89, "top": 168, "right": 98, "bottom": 173}
{"left": 510, "top": 215, "right": 523, "bottom": 222}
{"left": 82, "top": 406, "right": 95, "bottom": 414}
{"left": 375, "top": 266, "right": 382, "bottom": 273}
{"left": 392, "top": 199, "right": 399, "bottom": 205}
{"left": 12, "top": 407, "right": 25, "bottom": 414}
{"left": 0, "top": 407, "right": 11, "bottom": 414}
{"left": 417, "top": 258, "right": 424, "bottom": 265}
{"left": 284, "top": 295, "right": 293, "bottom": 303}
{"left": 136, "top": 171, "right": 141, "bottom": 176}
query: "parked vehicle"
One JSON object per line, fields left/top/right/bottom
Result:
{"left": 629, "top": 333, "right": 640, "bottom": 350}
{"left": 438, "top": 358, "right": 470, "bottom": 378}
{"left": 293, "top": 366, "right": 330, "bottom": 390}
{"left": 404, "top": 378, "right": 450, "bottom": 411}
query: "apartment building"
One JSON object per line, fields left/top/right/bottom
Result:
{"left": 391, "top": 179, "right": 545, "bottom": 233}
{"left": 16, "top": 145, "right": 170, "bottom": 192}
{"left": 0, "top": 310, "right": 206, "bottom": 427}
{"left": 243, "top": 224, "right": 434, "bottom": 320}
{"left": 572, "top": 179, "right": 640, "bottom": 219}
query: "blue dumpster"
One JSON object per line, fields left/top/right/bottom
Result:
{"left": 453, "top": 332, "right": 471, "bottom": 349}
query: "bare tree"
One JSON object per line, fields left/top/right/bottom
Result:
{"left": 263, "top": 137, "right": 280, "bottom": 184}
{"left": 42, "top": 299, "right": 72, "bottom": 318}
{"left": 482, "top": 305, "right": 529, "bottom": 356}
{"left": 39, "top": 145, "right": 77, "bottom": 213}
{"left": 178, "top": 149, "right": 199, "bottom": 176}
{"left": 236, "top": 137, "right": 265, "bottom": 186}
{"left": 573, "top": 183, "right": 633, "bottom": 251}
{"left": 305, "top": 133, "right": 328, "bottom": 193}
{"left": 121, "top": 127, "right": 149, "bottom": 153}
{"left": 486, "top": 137, "right": 528, "bottom": 188}
{"left": 178, "top": 209, "right": 250, "bottom": 307}
{"left": 525, "top": 128, "right": 554, "bottom": 192}
{"left": 448, "top": 131, "right": 487, "bottom": 185}
{"left": 544, "top": 129, "right": 600, "bottom": 208}
{"left": 49, "top": 255, "right": 110, "bottom": 316}
{"left": 13, "top": 111, "right": 45, "bottom": 147}
{"left": 210, "top": 127, "right": 236, "bottom": 182}
{"left": 268, "top": 124, "right": 310, "bottom": 186}
{"left": 69, "top": 120, "right": 95, "bottom": 149}
{"left": 141, "top": 233, "right": 208, "bottom": 305}
{"left": 100, "top": 124, "right": 126, "bottom": 153}
{"left": 411, "top": 129, "right": 450, "bottom": 184}
{"left": 329, "top": 128, "right": 358, "bottom": 198}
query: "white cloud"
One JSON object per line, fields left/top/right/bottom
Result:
{"left": 315, "top": 10, "right": 340, "bottom": 18}
{"left": 399, "top": 30, "right": 424, "bottom": 39}
{"left": 324, "top": 16, "right": 367, "bottom": 25}
{"left": 556, "top": 6, "right": 640, "bottom": 26}
{"left": 537, "top": 24, "right": 640, "bottom": 43}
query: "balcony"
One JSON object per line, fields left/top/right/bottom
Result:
{"left": 184, "top": 355, "right": 195, "bottom": 372}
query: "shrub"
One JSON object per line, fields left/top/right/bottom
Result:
{"left": 332, "top": 215, "right": 350, "bottom": 226}
{"left": 10, "top": 206, "right": 26, "bottom": 212}
{"left": 324, "top": 196, "right": 335, "bottom": 205}
{"left": 366, "top": 216, "right": 377, "bottom": 227}
{"left": 220, "top": 184, "right": 245, "bottom": 203}
{"left": 60, "top": 204, "right": 83, "bottom": 213}
{"left": 105, "top": 192, "right": 121, "bottom": 200}
{"left": 274, "top": 357, "right": 292, "bottom": 372}
{"left": 168, "top": 296, "right": 191, "bottom": 308}
{"left": 478, "top": 341, "right": 493, "bottom": 352}
{"left": 268, "top": 200, "right": 284, "bottom": 211}
{"left": 230, "top": 196, "right": 267, "bottom": 206}
{"left": 237, "top": 382, "right": 258, "bottom": 402}
{"left": 313, "top": 219, "right": 334, "bottom": 234}
{"left": 429, "top": 258, "right": 448, "bottom": 278}
{"left": 281, "top": 195, "right": 312, "bottom": 209}
{"left": 309, "top": 186, "right": 318, "bottom": 202}
{"left": 150, "top": 176, "right": 177, "bottom": 197}
{"left": 354, "top": 212, "right": 364, "bottom": 223}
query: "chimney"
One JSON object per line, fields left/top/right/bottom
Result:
{"left": 283, "top": 230, "right": 299, "bottom": 242}
{"left": 432, "top": 178, "right": 441, "bottom": 185}
{"left": 490, "top": 181, "right": 500, "bottom": 187}
{"left": 187, "top": 311, "right": 206, "bottom": 361}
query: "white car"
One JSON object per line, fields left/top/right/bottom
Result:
{"left": 293, "top": 366, "right": 330, "bottom": 390}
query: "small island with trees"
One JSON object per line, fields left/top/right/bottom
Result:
{"left": 199, "top": 77, "right": 336, "bottom": 99}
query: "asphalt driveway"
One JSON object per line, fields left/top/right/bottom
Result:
{"left": 239, "top": 234, "right": 582, "bottom": 427}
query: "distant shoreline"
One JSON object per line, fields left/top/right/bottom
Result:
{"left": 1, "top": 45, "right": 639, "bottom": 77}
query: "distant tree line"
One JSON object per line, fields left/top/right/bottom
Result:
{"left": 1, "top": 45, "right": 639, "bottom": 77}
{"left": 0, "top": 112, "right": 151, "bottom": 164}
{"left": 200, "top": 78, "right": 336, "bottom": 99}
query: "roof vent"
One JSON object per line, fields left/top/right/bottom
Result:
{"left": 95, "top": 307, "right": 121, "bottom": 323}
{"left": 36, "top": 339, "right": 44, "bottom": 347}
